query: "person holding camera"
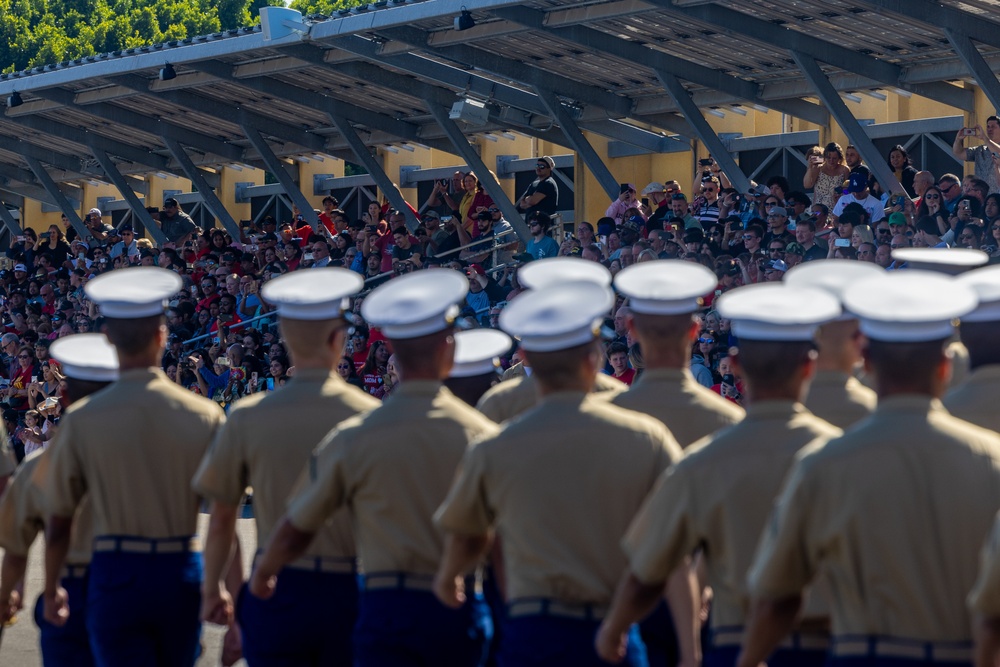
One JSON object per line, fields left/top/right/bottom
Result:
{"left": 953, "top": 117, "right": 1000, "bottom": 196}
{"left": 606, "top": 183, "right": 648, "bottom": 226}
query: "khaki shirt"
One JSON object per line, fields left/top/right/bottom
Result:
{"left": 0, "top": 421, "right": 14, "bottom": 479}
{"left": 436, "top": 392, "right": 681, "bottom": 604}
{"left": 804, "top": 370, "right": 877, "bottom": 430}
{"left": 40, "top": 368, "right": 225, "bottom": 539}
{"left": 612, "top": 368, "right": 744, "bottom": 448}
{"left": 950, "top": 340, "right": 971, "bottom": 389}
{"left": 944, "top": 365, "right": 1000, "bottom": 433}
{"left": 501, "top": 363, "right": 526, "bottom": 382}
{"left": 969, "top": 511, "right": 1000, "bottom": 616}
{"left": 287, "top": 381, "right": 498, "bottom": 576}
{"left": 749, "top": 396, "right": 1000, "bottom": 641}
{"left": 476, "top": 372, "right": 625, "bottom": 424}
{"left": 193, "top": 369, "right": 380, "bottom": 559}
{"left": 624, "top": 401, "right": 840, "bottom": 630}
{"left": 0, "top": 449, "right": 93, "bottom": 565}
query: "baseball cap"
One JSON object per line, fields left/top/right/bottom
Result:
{"left": 768, "top": 259, "right": 789, "bottom": 272}
{"left": 888, "top": 212, "right": 908, "bottom": 226}
{"left": 848, "top": 171, "right": 869, "bottom": 193}
{"left": 621, "top": 217, "right": 643, "bottom": 234}
{"left": 641, "top": 182, "right": 666, "bottom": 196}
{"left": 13, "top": 264, "right": 26, "bottom": 273}
{"left": 163, "top": 197, "right": 179, "bottom": 208}
{"left": 422, "top": 210, "right": 440, "bottom": 220}
{"left": 768, "top": 207, "right": 788, "bottom": 218}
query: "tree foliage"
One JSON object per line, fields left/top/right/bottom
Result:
{"left": 0, "top": 0, "right": 302, "bottom": 73}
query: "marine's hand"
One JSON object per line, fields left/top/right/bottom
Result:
{"left": 433, "top": 573, "right": 465, "bottom": 609}
{"left": 594, "top": 620, "right": 627, "bottom": 663}
{"left": 43, "top": 586, "right": 69, "bottom": 626}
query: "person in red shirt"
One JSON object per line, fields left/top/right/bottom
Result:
{"left": 605, "top": 341, "right": 636, "bottom": 386}
{"left": 709, "top": 354, "right": 744, "bottom": 405}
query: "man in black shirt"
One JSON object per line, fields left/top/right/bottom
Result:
{"left": 516, "top": 156, "right": 559, "bottom": 217}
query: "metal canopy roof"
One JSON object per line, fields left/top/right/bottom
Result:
{"left": 0, "top": 0, "right": 996, "bottom": 204}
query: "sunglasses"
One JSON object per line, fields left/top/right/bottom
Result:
{"left": 742, "top": 234, "right": 757, "bottom": 240}
{"left": 769, "top": 248, "right": 785, "bottom": 253}
{"left": 701, "top": 188, "right": 716, "bottom": 193}
{"left": 877, "top": 228, "right": 891, "bottom": 234}
{"left": 535, "top": 164, "right": 549, "bottom": 169}
{"left": 697, "top": 337, "right": 715, "bottom": 344}
{"left": 488, "top": 208, "right": 500, "bottom": 213}
{"left": 18, "top": 355, "right": 29, "bottom": 359}
{"left": 924, "top": 194, "right": 940, "bottom": 200}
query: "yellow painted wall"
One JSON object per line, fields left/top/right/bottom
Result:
{"left": 296, "top": 157, "right": 346, "bottom": 211}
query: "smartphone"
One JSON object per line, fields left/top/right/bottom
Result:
{"left": 834, "top": 238, "right": 851, "bottom": 247}
{"left": 564, "top": 231, "right": 573, "bottom": 241}
{"left": 31, "top": 376, "right": 37, "bottom": 384}
{"left": 963, "top": 128, "right": 976, "bottom": 136}
{"left": 619, "top": 183, "right": 631, "bottom": 195}
{"left": 599, "top": 235, "right": 607, "bottom": 245}
{"left": 266, "top": 377, "right": 275, "bottom": 391}
{"left": 251, "top": 372, "right": 258, "bottom": 385}
{"left": 42, "top": 396, "right": 59, "bottom": 409}
{"left": 303, "top": 253, "right": 314, "bottom": 261}
{"left": 699, "top": 158, "right": 713, "bottom": 167}
{"left": 16, "top": 236, "right": 24, "bottom": 243}
{"left": 961, "top": 200, "right": 971, "bottom": 211}
{"left": 641, "top": 197, "right": 649, "bottom": 208}
{"left": 441, "top": 216, "right": 453, "bottom": 223}
{"left": 722, "top": 373, "right": 735, "bottom": 386}
{"left": 893, "top": 195, "right": 906, "bottom": 207}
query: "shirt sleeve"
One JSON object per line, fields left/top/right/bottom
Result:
{"left": 969, "top": 511, "right": 1000, "bottom": 616}
{"left": 36, "top": 416, "right": 87, "bottom": 519}
{"left": 434, "top": 439, "right": 494, "bottom": 536}
{"left": 747, "top": 457, "right": 820, "bottom": 600}
{"left": 286, "top": 430, "right": 351, "bottom": 533}
{"left": 966, "top": 147, "right": 976, "bottom": 162}
{"left": 623, "top": 463, "right": 699, "bottom": 586}
{"left": 192, "top": 410, "right": 248, "bottom": 505}
{"left": 0, "top": 456, "right": 43, "bottom": 557}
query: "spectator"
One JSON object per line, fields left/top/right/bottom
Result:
{"left": 953, "top": 118, "right": 1000, "bottom": 195}
{"left": 833, "top": 168, "right": 886, "bottom": 222}
{"left": 373, "top": 354, "right": 399, "bottom": 400}
{"left": 337, "top": 355, "right": 364, "bottom": 389}
{"left": 938, "top": 173, "right": 963, "bottom": 213}
{"left": 605, "top": 184, "right": 648, "bottom": 225}
{"left": 690, "top": 330, "right": 718, "bottom": 388}
{"left": 804, "top": 143, "right": 850, "bottom": 211}
{"left": 524, "top": 212, "right": 559, "bottom": 260}
{"left": 516, "top": 156, "right": 559, "bottom": 217}
{"left": 360, "top": 340, "right": 389, "bottom": 395}
{"left": 604, "top": 341, "right": 635, "bottom": 386}
{"left": 158, "top": 198, "right": 199, "bottom": 245}
{"left": 887, "top": 144, "right": 918, "bottom": 197}
{"left": 4, "top": 346, "right": 38, "bottom": 412}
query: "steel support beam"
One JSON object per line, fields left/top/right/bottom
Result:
{"left": 329, "top": 116, "right": 419, "bottom": 232}
{"left": 656, "top": 71, "right": 751, "bottom": 194}
{"left": 0, "top": 205, "right": 22, "bottom": 239}
{"left": 4, "top": 114, "right": 171, "bottom": 171}
{"left": 23, "top": 157, "right": 89, "bottom": 239}
{"left": 534, "top": 86, "right": 619, "bottom": 201}
{"left": 88, "top": 147, "right": 167, "bottom": 245}
{"left": 490, "top": 5, "right": 829, "bottom": 126}
{"left": 326, "top": 37, "right": 693, "bottom": 148}
{"left": 163, "top": 138, "right": 241, "bottom": 241}
{"left": 660, "top": 2, "right": 973, "bottom": 111}
{"left": 944, "top": 30, "right": 1000, "bottom": 114}
{"left": 859, "top": 0, "right": 1000, "bottom": 51}
{"left": 190, "top": 59, "right": 454, "bottom": 155}
{"left": 426, "top": 102, "right": 530, "bottom": 243}
{"left": 792, "top": 52, "right": 903, "bottom": 196}
{"left": 31, "top": 87, "right": 245, "bottom": 162}
{"left": 241, "top": 124, "right": 319, "bottom": 233}
{"left": 383, "top": 26, "right": 635, "bottom": 118}
{"left": 113, "top": 74, "right": 330, "bottom": 156}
